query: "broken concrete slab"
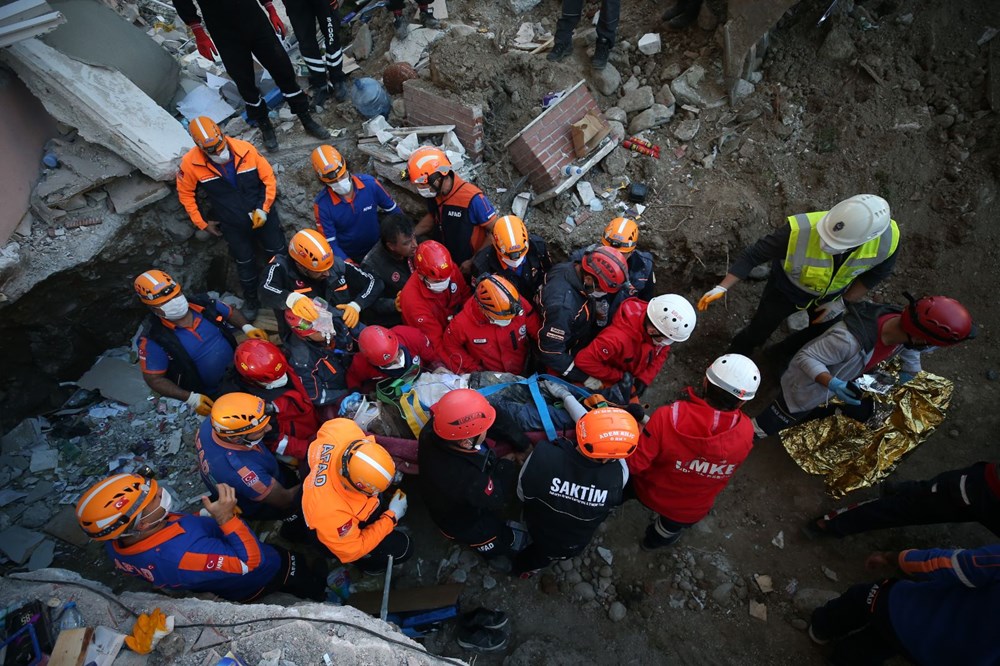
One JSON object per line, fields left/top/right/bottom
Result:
{"left": 628, "top": 104, "right": 674, "bottom": 134}
{"left": 27, "top": 538, "right": 55, "bottom": 571}
{"left": 0, "top": 525, "right": 46, "bottom": 563}
{"left": 670, "top": 63, "right": 727, "bottom": 109}
{"left": 353, "top": 23, "right": 374, "bottom": 60}
{"left": 2, "top": 418, "right": 43, "bottom": 454}
{"left": 78, "top": 356, "right": 153, "bottom": 406}
{"left": 105, "top": 173, "right": 170, "bottom": 215}
{"left": 43, "top": 505, "right": 91, "bottom": 547}
{"left": 0, "top": 489, "right": 28, "bottom": 508}
{"left": 618, "top": 86, "right": 654, "bottom": 114}
{"left": 34, "top": 138, "right": 134, "bottom": 206}
{"left": 29, "top": 447, "right": 58, "bottom": 472}
{"left": 389, "top": 27, "right": 444, "bottom": 66}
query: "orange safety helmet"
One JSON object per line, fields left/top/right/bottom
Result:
{"left": 475, "top": 275, "right": 523, "bottom": 322}
{"left": 210, "top": 392, "right": 270, "bottom": 440}
{"left": 406, "top": 146, "right": 452, "bottom": 185}
{"left": 602, "top": 217, "right": 639, "bottom": 255}
{"left": 311, "top": 145, "right": 349, "bottom": 184}
{"left": 359, "top": 325, "right": 400, "bottom": 367}
{"left": 289, "top": 229, "right": 335, "bottom": 272}
{"left": 234, "top": 339, "right": 287, "bottom": 384}
{"left": 575, "top": 407, "right": 640, "bottom": 460}
{"left": 414, "top": 240, "right": 454, "bottom": 281}
{"left": 134, "top": 270, "right": 182, "bottom": 306}
{"left": 431, "top": 388, "right": 497, "bottom": 440}
{"left": 492, "top": 215, "right": 530, "bottom": 262}
{"left": 580, "top": 246, "right": 629, "bottom": 293}
{"left": 76, "top": 474, "right": 159, "bottom": 541}
{"left": 189, "top": 116, "right": 226, "bottom": 154}
{"left": 339, "top": 438, "right": 397, "bottom": 496}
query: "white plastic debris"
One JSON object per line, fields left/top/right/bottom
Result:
{"left": 771, "top": 531, "right": 785, "bottom": 549}
{"left": 637, "top": 33, "right": 661, "bottom": 55}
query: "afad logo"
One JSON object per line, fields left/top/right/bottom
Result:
{"left": 242, "top": 471, "right": 260, "bottom": 487}
{"left": 113, "top": 496, "right": 130, "bottom": 510}
{"left": 204, "top": 555, "right": 225, "bottom": 571}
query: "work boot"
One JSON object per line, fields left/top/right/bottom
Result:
{"left": 455, "top": 626, "right": 508, "bottom": 653}
{"left": 242, "top": 296, "right": 261, "bottom": 322}
{"left": 298, "top": 111, "right": 331, "bottom": 139}
{"left": 332, "top": 79, "right": 348, "bottom": 102}
{"left": 420, "top": 10, "right": 440, "bottom": 29}
{"left": 393, "top": 14, "right": 409, "bottom": 40}
{"left": 546, "top": 41, "right": 572, "bottom": 62}
{"left": 591, "top": 38, "right": 611, "bottom": 71}
{"left": 311, "top": 84, "right": 332, "bottom": 110}
{"left": 664, "top": 0, "right": 702, "bottom": 29}
{"left": 461, "top": 607, "right": 508, "bottom": 631}
{"left": 258, "top": 118, "right": 278, "bottom": 152}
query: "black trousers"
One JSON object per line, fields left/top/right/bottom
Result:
{"left": 219, "top": 211, "right": 286, "bottom": 301}
{"left": 728, "top": 276, "right": 838, "bottom": 357}
{"left": 822, "top": 462, "right": 1000, "bottom": 538}
{"left": 354, "top": 529, "right": 414, "bottom": 573}
{"left": 442, "top": 516, "right": 516, "bottom": 560}
{"left": 259, "top": 546, "right": 328, "bottom": 601}
{"left": 283, "top": 0, "right": 345, "bottom": 90}
{"left": 208, "top": 13, "right": 308, "bottom": 121}
{"left": 554, "top": 0, "right": 620, "bottom": 47}
{"left": 387, "top": 0, "right": 429, "bottom": 11}
{"left": 810, "top": 579, "right": 908, "bottom": 666}
{"left": 755, "top": 390, "right": 874, "bottom": 436}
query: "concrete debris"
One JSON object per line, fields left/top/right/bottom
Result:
{"left": 596, "top": 546, "right": 613, "bottom": 565}
{"left": 34, "top": 138, "right": 133, "bottom": 208}
{"left": 29, "top": 447, "right": 59, "bottom": 473}
{"left": 754, "top": 574, "right": 773, "bottom": 593}
{"left": 749, "top": 599, "right": 767, "bottom": 622}
{"left": 27, "top": 538, "right": 55, "bottom": 570}
{"left": 2, "top": 418, "right": 44, "bottom": 454}
{"left": 637, "top": 33, "right": 661, "bottom": 56}
{"left": 105, "top": 173, "right": 171, "bottom": 215}
{"left": 771, "top": 531, "right": 785, "bottom": 549}
{"left": 673, "top": 118, "right": 701, "bottom": 142}
{"left": 77, "top": 356, "right": 154, "bottom": 406}
{"left": 819, "top": 24, "right": 856, "bottom": 61}
{"left": 605, "top": 107, "right": 627, "bottom": 123}
{"left": 618, "top": 86, "right": 654, "bottom": 114}
{"left": 591, "top": 63, "right": 622, "bottom": 96}
{"left": 389, "top": 27, "right": 445, "bottom": 66}
{"left": 670, "top": 64, "right": 726, "bottom": 109}
{"left": 628, "top": 104, "right": 673, "bottom": 134}
{"left": 622, "top": 75, "right": 640, "bottom": 94}
{"left": 822, "top": 566, "right": 839, "bottom": 582}
{"left": 510, "top": 0, "right": 542, "bottom": 13}
{"left": 0, "top": 525, "right": 46, "bottom": 563}
{"left": 353, "top": 24, "right": 374, "bottom": 61}
{"left": 608, "top": 601, "right": 627, "bottom": 622}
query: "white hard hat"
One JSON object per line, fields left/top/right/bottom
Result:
{"left": 647, "top": 294, "right": 697, "bottom": 342}
{"left": 816, "top": 194, "right": 891, "bottom": 251}
{"left": 705, "top": 354, "right": 760, "bottom": 400}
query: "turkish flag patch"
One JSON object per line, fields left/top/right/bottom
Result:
{"left": 337, "top": 520, "right": 352, "bottom": 538}
{"left": 484, "top": 479, "right": 494, "bottom": 496}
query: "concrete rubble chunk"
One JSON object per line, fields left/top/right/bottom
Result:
{"left": 510, "top": 0, "right": 541, "bottom": 12}
{"left": 618, "top": 86, "right": 654, "bottom": 114}
{"left": 670, "top": 63, "right": 726, "bottom": 109}
{"left": 749, "top": 599, "right": 768, "bottom": 622}
{"left": 654, "top": 83, "right": 676, "bottom": 109}
{"left": 628, "top": 104, "right": 673, "bottom": 134}
{"left": 353, "top": 24, "right": 374, "bottom": 60}
{"left": 673, "top": 118, "right": 701, "bottom": 142}
{"left": 590, "top": 63, "right": 622, "bottom": 96}
{"left": 622, "top": 75, "right": 640, "bottom": 94}
{"left": 27, "top": 539, "right": 55, "bottom": 571}
{"left": 0, "top": 525, "right": 46, "bottom": 563}
{"left": 105, "top": 174, "right": 171, "bottom": 215}
{"left": 78, "top": 356, "right": 154, "bottom": 406}
{"left": 389, "top": 27, "right": 445, "bottom": 66}
{"left": 43, "top": 506, "right": 91, "bottom": 547}
{"left": 2, "top": 419, "right": 43, "bottom": 455}
{"left": 29, "top": 448, "right": 58, "bottom": 473}
{"left": 819, "top": 24, "right": 856, "bottom": 61}
{"left": 637, "top": 33, "right": 661, "bottom": 55}
{"left": 604, "top": 107, "right": 627, "bottom": 123}
{"left": 731, "top": 79, "right": 756, "bottom": 103}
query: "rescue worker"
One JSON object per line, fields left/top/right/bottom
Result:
{"left": 546, "top": 0, "right": 619, "bottom": 69}
{"left": 808, "top": 544, "right": 999, "bottom": 665}
{"left": 408, "top": 147, "right": 499, "bottom": 270}
{"left": 515, "top": 404, "right": 640, "bottom": 576}
{"left": 135, "top": 270, "right": 267, "bottom": 416}
{"left": 172, "top": 0, "right": 329, "bottom": 150}
{"left": 575, "top": 294, "right": 696, "bottom": 397}
{"left": 195, "top": 393, "right": 302, "bottom": 522}
{"left": 417, "top": 389, "right": 527, "bottom": 568}
{"left": 389, "top": 0, "right": 440, "bottom": 40}
{"left": 361, "top": 215, "right": 418, "bottom": 327}
{"left": 311, "top": 145, "right": 400, "bottom": 262}
{"left": 698, "top": 194, "right": 901, "bottom": 356}
{"left": 301, "top": 419, "right": 412, "bottom": 572}
{"left": 470, "top": 215, "right": 552, "bottom": 303}
{"left": 629, "top": 354, "right": 760, "bottom": 549}
{"left": 77, "top": 475, "right": 325, "bottom": 601}
{"left": 347, "top": 324, "right": 440, "bottom": 389}
{"left": 225, "top": 339, "right": 319, "bottom": 461}
{"left": 260, "top": 228, "right": 381, "bottom": 336}
{"left": 177, "top": 117, "right": 287, "bottom": 319}
{"left": 283, "top": 310, "right": 352, "bottom": 418}
{"left": 536, "top": 246, "right": 630, "bottom": 387}
{"left": 570, "top": 218, "right": 655, "bottom": 300}
{"left": 442, "top": 275, "right": 541, "bottom": 374}
{"left": 281, "top": 0, "right": 348, "bottom": 109}
{"left": 400, "top": 240, "right": 471, "bottom": 348}
{"left": 754, "top": 295, "right": 976, "bottom": 437}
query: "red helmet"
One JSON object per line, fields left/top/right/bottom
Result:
{"left": 580, "top": 246, "right": 629, "bottom": 293}
{"left": 359, "top": 325, "right": 400, "bottom": 367}
{"left": 234, "top": 339, "right": 287, "bottom": 384}
{"left": 900, "top": 294, "right": 975, "bottom": 346}
{"left": 414, "top": 240, "right": 454, "bottom": 281}
{"left": 431, "top": 389, "right": 496, "bottom": 440}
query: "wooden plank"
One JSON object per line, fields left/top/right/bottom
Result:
{"left": 350, "top": 584, "right": 463, "bottom": 615}
{"left": 359, "top": 125, "right": 455, "bottom": 139}
{"left": 530, "top": 36, "right": 554, "bottom": 55}
{"left": 49, "top": 627, "right": 93, "bottom": 666}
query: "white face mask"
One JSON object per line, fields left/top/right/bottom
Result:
{"left": 380, "top": 352, "right": 406, "bottom": 371}
{"left": 329, "top": 177, "right": 352, "bottom": 195}
{"left": 490, "top": 317, "right": 513, "bottom": 327}
{"left": 589, "top": 290, "right": 607, "bottom": 299}
{"left": 502, "top": 255, "right": 527, "bottom": 269}
{"left": 654, "top": 337, "right": 672, "bottom": 348}
{"left": 209, "top": 148, "right": 231, "bottom": 164}
{"left": 426, "top": 278, "right": 450, "bottom": 293}
{"left": 417, "top": 186, "right": 437, "bottom": 199}
{"left": 140, "top": 489, "right": 172, "bottom": 531}
{"left": 159, "top": 294, "right": 189, "bottom": 320}
{"left": 262, "top": 374, "right": 288, "bottom": 389}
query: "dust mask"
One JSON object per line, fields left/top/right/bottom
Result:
{"left": 589, "top": 290, "right": 607, "bottom": 299}
{"left": 502, "top": 255, "right": 527, "bottom": 269}
{"left": 426, "top": 278, "right": 450, "bottom": 293}
{"left": 209, "top": 148, "right": 231, "bottom": 164}
{"left": 329, "top": 177, "right": 352, "bottom": 195}
{"left": 159, "top": 294, "right": 189, "bottom": 320}
{"left": 380, "top": 353, "right": 406, "bottom": 371}
{"left": 654, "top": 337, "right": 672, "bottom": 348}
{"left": 140, "top": 489, "right": 172, "bottom": 530}
{"left": 490, "top": 317, "right": 513, "bottom": 327}
{"left": 417, "top": 186, "right": 437, "bottom": 199}
{"left": 262, "top": 374, "right": 288, "bottom": 389}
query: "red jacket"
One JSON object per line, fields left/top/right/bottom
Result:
{"left": 269, "top": 369, "right": 320, "bottom": 461}
{"left": 399, "top": 267, "right": 470, "bottom": 349}
{"left": 574, "top": 297, "right": 669, "bottom": 387}
{"left": 347, "top": 325, "right": 441, "bottom": 389}
{"left": 628, "top": 389, "right": 754, "bottom": 523}
{"left": 441, "top": 296, "right": 541, "bottom": 374}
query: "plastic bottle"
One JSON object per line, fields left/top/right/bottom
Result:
{"left": 351, "top": 78, "right": 392, "bottom": 119}
{"left": 56, "top": 602, "right": 85, "bottom": 636}
{"left": 563, "top": 165, "right": 584, "bottom": 177}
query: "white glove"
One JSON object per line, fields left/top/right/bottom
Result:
{"left": 811, "top": 297, "right": 845, "bottom": 324}
{"left": 185, "top": 392, "right": 214, "bottom": 415}
{"left": 541, "top": 380, "right": 573, "bottom": 401}
{"left": 583, "top": 376, "right": 604, "bottom": 391}
{"left": 387, "top": 489, "right": 408, "bottom": 521}
{"left": 697, "top": 285, "right": 727, "bottom": 311}
{"left": 273, "top": 435, "right": 289, "bottom": 455}
{"left": 249, "top": 208, "right": 267, "bottom": 229}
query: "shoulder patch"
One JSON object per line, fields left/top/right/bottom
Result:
{"left": 484, "top": 478, "right": 494, "bottom": 496}
{"left": 241, "top": 470, "right": 260, "bottom": 487}
{"left": 337, "top": 520, "right": 353, "bottom": 538}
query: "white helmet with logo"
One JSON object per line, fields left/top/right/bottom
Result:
{"left": 647, "top": 294, "right": 697, "bottom": 342}
{"left": 705, "top": 354, "right": 760, "bottom": 400}
{"left": 816, "top": 194, "right": 891, "bottom": 252}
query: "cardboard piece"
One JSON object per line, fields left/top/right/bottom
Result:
{"left": 83, "top": 627, "right": 126, "bottom": 666}
{"left": 349, "top": 583, "right": 463, "bottom": 616}
{"left": 77, "top": 356, "right": 152, "bottom": 406}
{"left": 49, "top": 627, "right": 94, "bottom": 666}
{"left": 571, "top": 113, "right": 611, "bottom": 158}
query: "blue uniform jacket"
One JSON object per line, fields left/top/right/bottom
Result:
{"left": 313, "top": 174, "right": 398, "bottom": 261}
{"left": 195, "top": 418, "right": 280, "bottom": 518}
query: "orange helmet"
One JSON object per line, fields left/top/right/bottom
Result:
{"left": 339, "top": 438, "right": 397, "bottom": 496}
{"left": 289, "top": 229, "right": 334, "bottom": 272}
{"left": 311, "top": 145, "right": 348, "bottom": 184}
{"left": 76, "top": 474, "right": 159, "bottom": 541}
{"left": 189, "top": 116, "right": 226, "bottom": 154}
{"left": 475, "top": 275, "right": 523, "bottom": 322}
{"left": 414, "top": 240, "right": 454, "bottom": 281}
{"left": 492, "top": 215, "right": 530, "bottom": 263}
{"left": 134, "top": 270, "right": 181, "bottom": 306}
{"left": 407, "top": 146, "right": 452, "bottom": 185}
{"left": 431, "top": 389, "right": 496, "bottom": 440}
{"left": 602, "top": 217, "right": 639, "bottom": 255}
{"left": 210, "top": 392, "right": 270, "bottom": 440}
{"left": 576, "top": 407, "right": 640, "bottom": 460}
{"left": 580, "top": 246, "right": 629, "bottom": 293}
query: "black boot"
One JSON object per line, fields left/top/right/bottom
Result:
{"left": 242, "top": 295, "right": 261, "bottom": 322}
{"left": 312, "top": 84, "right": 332, "bottom": 109}
{"left": 298, "top": 111, "right": 331, "bottom": 139}
{"left": 332, "top": 79, "right": 348, "bottom": 102}
{"left": 665, "top": 0, "right": 702, "bottom": 29}
{"left": 393, "top": 14, "right": 409, "bottom": 40}
{"left": 258, "top": 118, "right": 278, "bottom": 152}
{"left": 591, "top": 38, "right": 611, "bottom": 70}
{"left": 420, "top": 10, "right": 440, "bottom": 29}
{"left": 547, "top": 41, "right": 572, "bottom": 62}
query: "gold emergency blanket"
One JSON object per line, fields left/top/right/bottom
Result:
{"left": 780, "top": 371, "right": 953, "bottom": 497}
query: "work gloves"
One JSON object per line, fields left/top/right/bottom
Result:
{"left": 263, "top": 2, "right": 286, "bottom": 37}
{"left": 249, "top": 208, "right": 267, "bottom": 229}
{"left": 583, "top": 376, "right": 604, "bottom": 391}
{"left": 388, "top": 489, "right": 408, "bottom": 521}
{"left": 125, "top": 609, "right": 172, "bottom": 655}
{"left": 189, "top": 23, "right": 217, "bottom": 61}
{"left": 287, "top": 292, "right": 320, "bottom": 321}
{"left": 811, "top": 297, "right": 845, "bottom": 324}
{"left": 336, "top": 301, "right": 361, "bottom": 328}
{"left": 242, "top": 324, "right": 269, "bottom": 340}
{"left": 185, "top": 392, "right": 214, "bottom": 415}
{"left": 827, "top": 377, "right": 862, "bottom": 406}
{"left": 697, "top": 285, "right": 727, "bottom": 311}
{"left": 394, "top": 292, "right": 403, "bottom": 312}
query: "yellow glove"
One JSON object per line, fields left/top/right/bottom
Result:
{"left": 185, "top": 392, "right": 214, "bottom": 416}
{"left": 242, "top": 324, "right": 269, "bottom": 340}
{"left": 125, "top": 608, "right": 171, "bottom": 654}
{"left": 394, "top": 292, "right": 403, "bottom": 312}
{"left": 249, "top": 208, "right": 268, "bottom": 229}
{"left": 337, "top": 301, "right": 360, "bottom": 328}
{"left": 697, "top": 285, "right": 727, "bottom": 312}
{"left": 286, "top": 292, "right": 320, "bottom": 321}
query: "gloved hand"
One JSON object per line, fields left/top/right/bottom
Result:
{"left": 898, "top": 372, "right": 915, "bottom": 384}
{"left": 242, "top": 324, "right": 269, "bottom": 340}
{"left": 263, "top": 2, "right": 286, "bottom": 36}
{"left": 188, "top": 22, "right": 217, "bottom": 61}
{"left": 633, "top": 379, "right": 648, "bottom": 397}
{"left": 583, "top": 394, "right": 609, "bottom": 409}
{"left": 540, "top": 380, "right": 573, "bottom": 401}
{"left": 387, "top": 489, "right": 408, "bottom": 521}
{"left": 125, "top": 608, "right": 172, "bottom": 655}
{"left": 249, "top": 208, "right": 267, "bottom": 229}
{"left": 185, "top": 392, "right": 214, "bottom": 415}
{"left": 697, "top": 285, "right": 727, "bottom": 311}
{"left": 583, "top": 376, "right": 604, "bottom": 391}
{"left": 338, "top": 392, "right": 364, "bottom": 416}
{"left": 394, "top": 292, "right": 403, "bottom": 312}
{"left": 286, "top": 292, "right": 319, "bottom": 321}
{"left": 827, "top": 377, "right": 862, "bottom": 405}
{"left": 336, "top": 301, "right": 360, "bottom": 328}
{"left": 811, "top": 297, "right": 845, "bottom": 324}
{"left": 263, "top": 401, "right": 278, "bottom": 416}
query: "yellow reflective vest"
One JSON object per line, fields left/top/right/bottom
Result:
{"left": 782, "top": 212, "right": 900, "bottom": 299}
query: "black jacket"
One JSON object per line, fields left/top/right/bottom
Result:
{"left": 471, "top": 233, "right": 552, "bottom": 302}
{"left": 283, "top": 334, "right": 350, "bottom": 407}
{"left": 260, "top": 254, "right": 380, "bottom": 312}
{"left": 360, "top": 242, "right": 412, "bottom": 325}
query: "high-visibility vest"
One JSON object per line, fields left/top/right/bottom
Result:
{"left": 782, "top": 212, "right": 900, "bottom": 300}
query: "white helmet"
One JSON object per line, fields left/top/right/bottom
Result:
{"left": 647, "top": 294, "right": 697, "bottom": 342}
{"left": 705, "top": 354, "right": 760, "bottom": 400}
{"left": 816, "top": 194, "right": 891, "bottom": 252}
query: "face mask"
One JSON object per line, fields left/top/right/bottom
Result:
{"left": 262, "top": 374, "right": 288, "bottom": 389}
{"left": 490, "top": 317, "right": 513, "bottom": 327}
{"left": 502, "top": 255, "right": 527, "bottom": 269}
{"left": 329, "top": 177, "right": 352, "bottom": 195}
{"left": 140, "top": 489, "right": 172, "bottom": 531}
{"left": 417, "top": 186, "right": 437, "bottom": 199}
{"left": 654, "top": 337, "right": 672, "bottom": 347}
{"left": 380, "top": 352, "right": 407, "bottom": 371}
{"left": 426, "top": 278, "right": 450, "bottom": 293}
{"left": 159, "top": 294, "right": 189, "bottom": 320}
{"left": 589, "top": 290, "right": 607, "bottom": 299}
{"left": 209, "top": 148, "right": 231, "bottom": 164}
